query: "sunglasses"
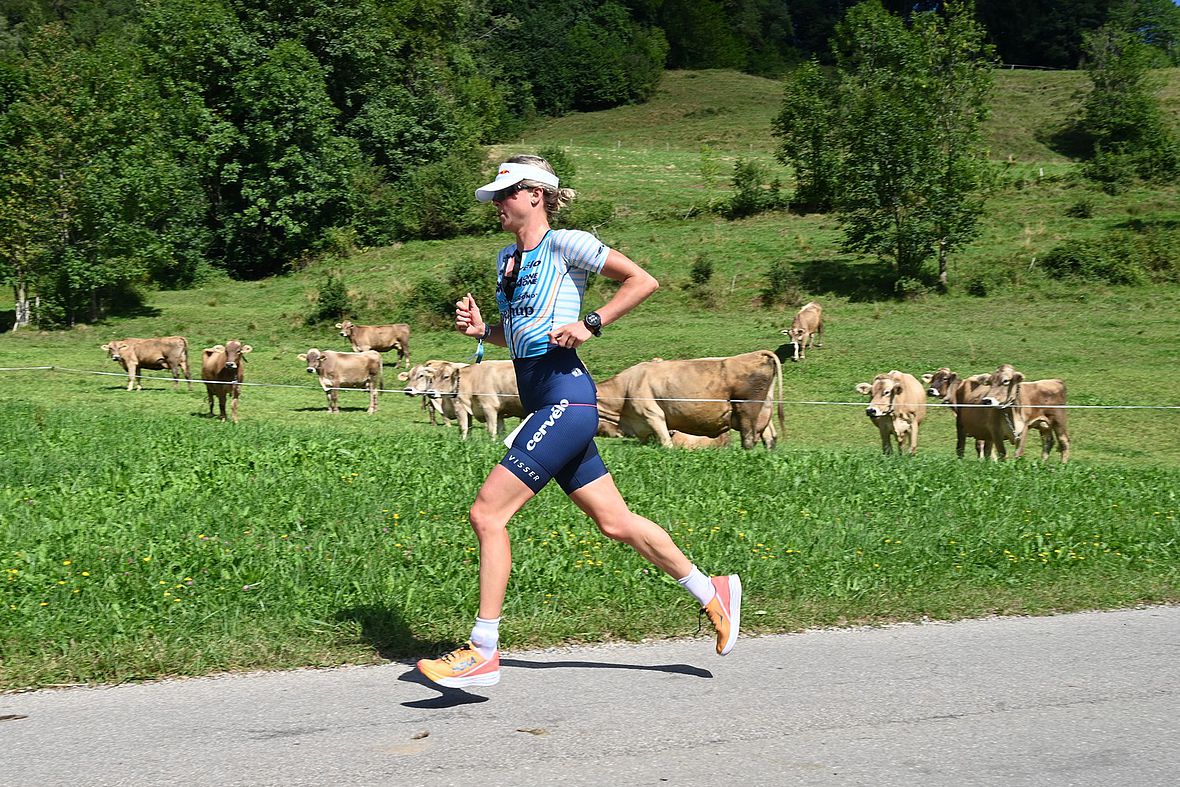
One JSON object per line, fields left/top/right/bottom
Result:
{"left": 490, "top": 183, "right": 534, "bottom": 202}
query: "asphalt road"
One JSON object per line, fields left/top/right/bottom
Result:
{"left": 3, "top": 606, "right": 1178, "bottom": 787}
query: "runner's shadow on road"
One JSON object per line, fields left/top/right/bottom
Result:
{"left": 501, "top": 659, "right": 712, "bottom": 678}
{"left": 396, "top": 668, "right": 492, "bottom": 709}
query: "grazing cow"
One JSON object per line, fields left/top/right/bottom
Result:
{"left": 980, "top": 364, "right": 1071, "bottom": 463}
{"left": 298, "top": 348, "right": 382, "bottom": 414}
{"left": 854, "top": 370, "right": 927, "bottom": 455}
{"left": 595, "top": 351, "right": 784, "bottom": 450}
{"left": 101, "top": 336, "right": 191, "bottom": 391}
{"left": 201, "top": 341, "right": 252, "bottom": 423}
{"left": 779, "top": 301, "right": 824, "bottom": 361}
{"left": 336, "top": 320, "right": 411, "bottom": 368}
{"left": 401, "top": 360, "right": 522, "bottom": 438}
{"left": 922, "top": 368, "right": 1009, "bottom": 459}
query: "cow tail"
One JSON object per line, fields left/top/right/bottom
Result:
{"left": 771, "top": 351, "right": 785, "bottom": 439}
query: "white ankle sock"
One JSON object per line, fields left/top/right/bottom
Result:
{"left": 470, "top": 616, "right": 501, "bottom": 658}
{"left": 677, "top": 566, "right": 716, "bottom": 607}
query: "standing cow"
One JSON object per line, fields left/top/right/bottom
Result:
{"left": 923, "top": 368, "right": 1008, "bottom": 460}
{"left": 401, "top": 359, "right": 522, "bottom": 439}
{"left": 398, "top": 360, "right": 471, "bottom": 428}
{"left": 336, "top": 320, "right": 411, "bottom": 368}
{"left": 779, "top": 301, "right": 824, "bottom": 361}
{"left": 298, "top": 348, "right": 383, "bottom": 414}
{"left": 101, "top": 336, "right": 191, "bottom": 391}
{"left": 855, "top": 370, "right": 927, "bottom": 455}
{"left": 595, "top": 351, "right": 784, "bottom": 450}
{"left": 980, "top": 364, "right": 1071, "bottom": 463}
{"left": 201, "top": 341, "right": 252, "bottom": 423}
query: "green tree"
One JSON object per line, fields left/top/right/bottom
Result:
{"left": 1081, "top": 20, "right": 1180, "bottom": 190}
{"left": 772, "top": 59, "right": 841, "bottom": 212}
{"left": 827, "top": 1, "right": 993, "bottom": 287}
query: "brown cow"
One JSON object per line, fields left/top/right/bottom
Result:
{"left": 401, "top": 359, "right": 522, "bottom": 439}
{"left": 298, "top": 348, "right": 382, "bottom": 414}
{"left": 201, "top": 341, "right": 252, "bottom": 423}
{"left": 595, "top": 351, "right": 784, "bottom": 449}
{"left": 779, "top": 301, "right": 824, "bottom": 361}
{"left": 980, "top": 364, "right": 1071, "bottom": 463}
{"left": 336, "top": 320, "right": 411, "bottom": 368}
{"left": 101, "top": 336, "right": 191, "bottom": 391}
{"left": 670, "top": 430, "right": 732, "bottom": 449}
{"left": 398, "top": 360, "right": 470, "bottom": 427}
{"left": 922, "top": 368, "right": 1009, "bottom": 460}
{"left": 854, "top": 370, "right": 927, "bottom": 455}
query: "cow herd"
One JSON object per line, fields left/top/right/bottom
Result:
{"left": 99, "top": 303, "right": 1070, "bottom": 463}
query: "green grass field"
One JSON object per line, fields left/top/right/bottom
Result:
{"left": 2, "top": 68, "right": 1178, "bottom": 690}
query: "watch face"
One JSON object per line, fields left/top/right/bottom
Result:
{"left": 586, "top": 312, "right": 601, "bottom": 328}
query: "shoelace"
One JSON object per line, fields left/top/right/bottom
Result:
{"left": 437, "top": 644, "right": 475, "bottom": 664}
{"left": 696, "top": 606, "right": 719, "bottom": 636}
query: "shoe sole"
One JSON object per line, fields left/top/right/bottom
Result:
{"left": 429, "top": 670, "right": 501, "bottom": 689}
{"left": 720, "top": 574, "right": 741, "bottom": 656}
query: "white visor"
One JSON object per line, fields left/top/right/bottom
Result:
{"left": 475, "top": 162, "right": 560, "bottom": 202}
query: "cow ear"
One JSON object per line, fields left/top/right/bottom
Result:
{"left": 241, "top": 345, "right": 253, "bottom": 354}
{"left": 920, "top": 373, "right": 933, "bottom": 384}
{"left": 297, "top": 354, "right": 308, "bottom": 361}
{"left": 855, "top": 382, "right": 872, "bottom": 395}
{"left": 335, "top": 322, "right": 344, "bottom": 329}
{"left": 1012, "top": 371, "right": 1024, "bottom": 384}
{"left": 101, "top": 344, "right": 110, "bottom": 350}
{"left": 397, "top": 372, "right": 409, "bottom": 381}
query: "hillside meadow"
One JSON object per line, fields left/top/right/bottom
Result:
{"left": 1, "top": 68, "right": 1178, "bottom": 689}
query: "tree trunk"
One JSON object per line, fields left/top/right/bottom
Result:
{"left": 12, "top": 282, "right": 31, "bottom": 331}
{"left": 938, "top": 238, "right": 948, "bottom": 288}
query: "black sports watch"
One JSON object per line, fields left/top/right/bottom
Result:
{"left": 583, "top": 311, "right": 603, "bottom": 337}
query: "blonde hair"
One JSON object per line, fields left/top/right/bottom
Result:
{"left": 505, "top": 154, "right": 576, "bottom": 216}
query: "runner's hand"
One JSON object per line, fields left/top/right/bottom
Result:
{"left": 455, "top": 293, "right": 485, "bottom": 338}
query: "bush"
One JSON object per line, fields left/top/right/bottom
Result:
{"left": 1039, "top": 235, "right": 1149, "bottom": 285}
{"left": 306, "top": 272, "right": 350, "bottom": 325}
{"left": 690, "top": 254, "right": 714, "bottom": 287}
{"left": 1065, "top": 196, "right": 1095, "bottom": 218}
{"left": 721, "top": 158, "right": 785, "bottom": 220}
{"left": 555, "top": 199, "right": 615, "bottom": 232}
{"left": 758, "top": 259, "right": 803, "bottom": 307}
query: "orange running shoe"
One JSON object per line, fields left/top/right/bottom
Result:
{"left": 701, "top": 574, "right": 742, "bottom": 655}
{"left": 416, "top": 642, "right": 501, "bottom": 689}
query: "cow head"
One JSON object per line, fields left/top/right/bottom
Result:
{"left": 981, "top": 364, "right": 1023, "bottom": 408}
{"left": 400, "top": 362, "right": 460, "bottom": 399}
{"left": 335, "top": 320, "right": 355, "bottom": 339}
{"left": 923, "top": 368, "right": 957, "bottom": 399}
{"left": 298, "top": 348, "right": 324, "bottom": 374}
{"left": 399, "top": 364, "right": 433, "bottom": 396}
{"left": 220, "top": 340, "right": 252, "bottom": 370}
{"left": 855, "top": 372, "right": 904, "bottom": 418}
{"left": 102, "top": 341, "right": 128, "bottom": 362}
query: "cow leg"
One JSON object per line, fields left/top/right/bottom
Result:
{"left": 367, "top": 382, "right": 378, "bottom": 414}
{"left": 230, "top": 388, "right": 240, "bottom": 423}
{"left": 458, "top": 406, "right": 471, "bottom": 440}
{"left": 1039, "top": 426, "right": 1054, "bottom": 461}
{"left": 907, "top": 420, "right": 919, "bottom": 456}
{"left": 327, "top": 388, "right": 337, "bottom": 414}
{"left": 1057, "top": 429, "right": 1070, "bottom": 463}
{"left": 878, "top": 421, "right": 892, "bottom": 455}
{"left": 955, "top": 422, "right": 968, "bottom": 458}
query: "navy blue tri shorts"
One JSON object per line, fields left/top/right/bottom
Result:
{"left": 499, "top": 347, "right": 608, "bottom": 494}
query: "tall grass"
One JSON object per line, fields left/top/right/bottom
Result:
{"left": 2, "top": 404, "right": 1176, "bottom": 689}
{"left": 2, "top": 68, "right": 1180, "bottom": 688}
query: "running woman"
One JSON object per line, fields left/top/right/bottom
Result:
{"left": 416, "top": 155, "right": 740, "bottom": 689}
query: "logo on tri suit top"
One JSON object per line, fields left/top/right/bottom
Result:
{"left": 527, "top": 399, "right": 570, "bottom": 451}
{"left": 507, "top": 304, "right": 534, "bottom": 317}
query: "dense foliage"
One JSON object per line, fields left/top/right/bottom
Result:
{"left": 774, "top": 1, "right": 995, "bottom": 288}
{"left": 2, "top": 0, "right": 1178, "bottom": 328}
